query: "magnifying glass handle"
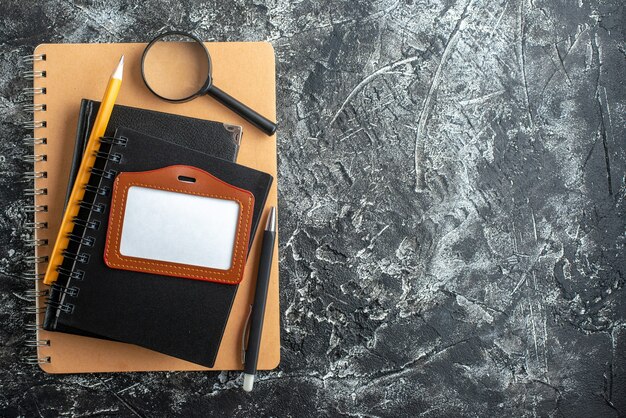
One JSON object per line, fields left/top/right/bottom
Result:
{"left": 207, "top": 85, "right": 277, "bottom": 136}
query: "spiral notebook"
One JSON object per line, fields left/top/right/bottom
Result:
{"left": 49, "top": 102, "right": 242, "bottom": 340}
{"left": 23, "top": 42, "right": 279, "bottom": 373}
{"left": 44, "top": 127, "right": 272, "bottom": 368}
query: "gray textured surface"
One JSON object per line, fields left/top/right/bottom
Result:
{"left": 1, "top": 0, "right": 625, "bottom": 416}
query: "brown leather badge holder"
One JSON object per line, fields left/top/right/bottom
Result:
{"left": 104, "top": 165, "right": 254, "bottom": 285}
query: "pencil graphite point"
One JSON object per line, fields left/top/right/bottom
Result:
{"left": 113, "top": 55, "right": 124, "bottom": 80}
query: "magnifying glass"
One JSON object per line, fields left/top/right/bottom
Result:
{"left": 141, "top": 31, "right": 277, "bottom": 136}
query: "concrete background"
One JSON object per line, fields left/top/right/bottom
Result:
{"left": 1, "top": 0, "right": 624, "bottom": 416}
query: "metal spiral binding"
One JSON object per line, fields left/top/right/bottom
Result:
{"left": 46, "top": 300, "right": 74, "bottom": 314}
{"left": 93, "top": 150, "right": 122, "bottom": 163}
{"left": 71, "top": 217, "right": 100, "bottom": 230}
{"left": 24, "top": 188, "right": 47, "bottom": 196}
{"left": 22, "top": 53, "right": 46, "bottom": 63}
{"left": 24, "top": 255, "right": 48, "bottom": 265}
{"left": 24, "top": 204, "right": 47, "bottom": 213}
{"left": 24, "top": 288, "right": 49, "bottom": 301}
{"left": 24, "top": 221, "right": 47, "bottom": 229}
{"left": 21, "top": 53, "right": 50, "bottom": 366}
{"left": 77, "top": 200, "right": 106, "bottom": 213}
{"left": 25, "top": 356, "right": 51, "bottom": 365}
{"left": 23, "top": 171, "right": 47, "bottom": 180}
{"left": 22, "top": 70, "right": 46, "bottom": 80}
{"left": 24, "top": 238, "right": 48, "bottom": 247}
{"left": 56, "top": 266, "right": 84, "bottom": 281}
{"left": 22, "top": 87, "right": 46, "bottom": 96}
{"left": 61, "top": 249, "right": 90, "bottom": 264}
{"left": 24, "top": 339, "right": 50, "bottom": 347}
{"left": 99, "top": 135, "right": 128, "bottom": 146}
{"left": 23, "top": 121, "right": 46, "bottom": 129}
{"left": 84, "top": 184, "right": 110, "bottom": 196}
{"left": 21, "top": 119, "right": 124, "bottom": 365}
{"left": 50, "top": 283, "right": 80, "bottom": 297}
{"left": 89, "top": 167, "right": 117, "bottom": 180}
{"left": 22, "top": 137, "right": 47, "bottom": 145}
{"left": 21, "top": 272, "right": 44, "bottom": 281}
{"left": 23, "top": 154, "right": 46, "bottom": 163}
{"left": 66, "top": 232, "right": 95, "bottom": 247}
{"left": 23, "top": 103, "right": 46, "bottom": 112}
{"left": 22, "top": 306, "right": 47, "bottom": 315}
{"left": 25, "top": 322, "right": 43, "bottom": 332}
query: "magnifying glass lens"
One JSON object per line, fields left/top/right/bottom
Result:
{"left": 142, "top": 34, "right": 210, "bottom": 101}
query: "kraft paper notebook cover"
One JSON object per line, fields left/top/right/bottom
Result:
{"left": 26, "top": 42, "right": 279, "bottom": 373}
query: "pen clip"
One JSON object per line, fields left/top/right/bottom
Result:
{"left": 241, "top": 304, "right": 253, "bottom": 365}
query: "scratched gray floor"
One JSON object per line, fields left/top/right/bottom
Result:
{"left": 1, "top": 0, "right": 625, "bottom": 417}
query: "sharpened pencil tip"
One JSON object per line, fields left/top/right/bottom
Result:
{"left": 112, "top": 55, "right": 124, "bottom": 80}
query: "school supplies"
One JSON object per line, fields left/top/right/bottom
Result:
{"left": 44, "top": 128, "right": 271, "bottom": 368}
{"left": 22, "top": 42, "right": 279, "bottom": 373}
{"left": 47, "top": 102, "right": 244, "bottom": 345}
{"left": 44, "top": 56, "right": 124, "bottom": 285}
{"left": 243, "top": 206, "right": 277, "bottom": 391}
{"left": 65, "top": 99, "right": 242, "bottom": 204}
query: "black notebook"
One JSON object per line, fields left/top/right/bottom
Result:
{"left": 65, "top": 99, "right": 242, "bottom": 205}
{"left": 47, "top": 100, "right": 244, "bottom": 342}
{"left": 44, "top": 128, "right": 273, "bottom": 367}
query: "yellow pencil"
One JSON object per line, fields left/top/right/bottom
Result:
{"left": 44, "top": 56, "right": 124, "bottom": 285}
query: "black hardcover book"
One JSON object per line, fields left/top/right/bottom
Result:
{"left": 44, "top": 128, "right": 272, "bottom": 367}
{"left": 64, "top": 99, "right": 242, "bottom": 207}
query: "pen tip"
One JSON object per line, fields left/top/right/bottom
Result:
{"left": 265, "top": 207, "right": 276, "bottom": 232}
{"left": 243, "top": 374, "right": 255, "bottom": 392}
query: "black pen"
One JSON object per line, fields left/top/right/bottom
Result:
{"left": 243, "top": 207, "right": 276, "bottom": 392}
